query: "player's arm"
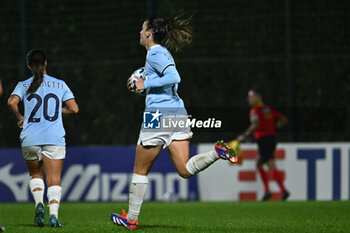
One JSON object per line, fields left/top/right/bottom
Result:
{"left": 236, "top": 120, "right": 259, "bottom": 142}
{"left": 8, "top": 95, "right": 24, "bottom": 128}
{"left": 144, "top": 65, "right": 180, "bottom": 88}
{"left": 135, "top": 51, "right": 180, "bottom": 90}
{"left": 135, "top": 65, "right": 180, "bottom": 90}
{"left": 236, "top": 110, "right": 259, "bottom": 142}
{"left": 276, "top": 115, "right": 288, "bottom": 129}
{"left": 272, "top": 107, "right": 288, "bottom": 129}
{"left": 62, "top": 99, "right": 79, "bottom": 114}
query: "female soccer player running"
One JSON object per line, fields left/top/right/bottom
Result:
{"left": 110, "top": 16, "right": 237, "bottom": 230}
{"left": 8, "top": 49, "right": 79, "bottom": 227}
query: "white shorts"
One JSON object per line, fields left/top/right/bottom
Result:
{"left": 22, "top": 145, "right": 66, "bottom": 161}
{"left": 137, "top": 129, "right": 193, "bottom": 149}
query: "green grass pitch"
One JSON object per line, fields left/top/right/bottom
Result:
{"left": 0, "top": 201, "right": 349, "bottom": 233}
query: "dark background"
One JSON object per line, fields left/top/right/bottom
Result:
{"left": 0, "top": 0, "right": 349, "bottom": 147}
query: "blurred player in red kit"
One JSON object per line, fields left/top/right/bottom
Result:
{"left": 237, "top": 87, "right": 290, "bottom": 201}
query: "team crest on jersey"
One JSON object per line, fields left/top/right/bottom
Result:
{"left": 262, "top": 107, "right": 271, "bottom": 114}
{"left": 262, "top": 106, "right": 274, "bottom": 119}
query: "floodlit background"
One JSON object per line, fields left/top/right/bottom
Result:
{"left": 1, "top": 0, "right": 349, "bottom": 146}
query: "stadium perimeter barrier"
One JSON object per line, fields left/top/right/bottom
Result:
{"left": 0, "top": 143, "right": 349, "bottom": 202}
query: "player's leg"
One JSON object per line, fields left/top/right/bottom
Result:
{"left": 42, "top": 146, "right": 65, "bottom": 227}
{"left": 257, "top": 138, "right": 272, "bottom": 201}
{"left": 257, "top": 159, "right": 271, "bottom": 201}
{"left": 168, "top": 139, "right": 238, "bottom": 177}
{"left": 23, "top": 146, "right": 46, "bottom": 227}
{"left": 167, "top": 140, "right": 192, "bottom": 178}
{"left": 267, "top": 158, "right": 290, "bottom": 200}
{"left": 266, "top": 136, "right": 289, "bottom": 200}
{"left": 128, "top": 145, "right": 162, "bottom": 220}
{"left": 25, "top": 160, "right": 45, "bottom": 204}
{"left": 133, "top": 145, "right": 163, "bottom": 175}
{"left": 168, "top": 140, "right": 217, "bottom": 178}
{"left": 111, "top": 144, "right": 162, "bottom": 230}
{"left": 0, "top": 221, "right": 4, "bottom": 232}
{"left": 266, "top": 158, "right": 276, "bottom": 171}
{"left": 42, "top": 155, "right": 63, "bottom": 227}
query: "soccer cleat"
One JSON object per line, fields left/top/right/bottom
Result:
{"left": 110, "top": 209, "right": 138, "bottom": 230}
{"left": 261, "top": 191, "right": 272, "bottom": 201}
{"left": 215, "top": 141, "right": 238, "bottom": 163}
{"left": 0, "top": 221, "right": 5, "bottom": 232}
{"left": 34, "top": 203, "right": 45, "bottom": 227}
{"left": 281, "top": 190, "right": 290, "bottom": 201}
{"left": 49, "top": 214, "right": 62, "bottom": 228}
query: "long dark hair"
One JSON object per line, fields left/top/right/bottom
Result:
{"left": 26, "top": 49, "right": 46, "bottom": 94}
{"left": 146, "top": 15, "right": 192, "bottom": 52}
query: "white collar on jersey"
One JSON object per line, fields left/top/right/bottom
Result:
{"left": 148, "top": 44, "right": 161, "bottom": 51}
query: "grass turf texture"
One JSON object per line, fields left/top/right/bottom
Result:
{"left": 0, "top": 202, "right": 349, "bottom": 233}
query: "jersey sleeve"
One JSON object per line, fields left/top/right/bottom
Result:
{"left": 147, "top": 51, "right": 175, "bottom": 75}
{"left": 11, "top": 82, "right": 25, "bottom": 100}
{"left": 249, "top": 108, "right": 259, "bottom": 123}
{"left": 62, "top": 81, "right": 75, "bottom": 102}
{"left": 144, "top": 65, "right": 180, "bottom": 88}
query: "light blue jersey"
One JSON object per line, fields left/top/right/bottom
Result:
{"left": 11, "top": 75, "right": 75, "bottom": 147}
{"left": 143, "top": 45, "right": 185, "bottom": 109}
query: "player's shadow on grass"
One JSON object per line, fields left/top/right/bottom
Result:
{"left": 143, "top": 224, "right": 186, "bottom": 230}
{"left": 142, "top": 224, "right": 276, "bottom": 232}
{"left": 13, "top": 223, "right": 40, "bottom": 228}
{"left": 143, "top": 224, "right": 227, "bottom": 232}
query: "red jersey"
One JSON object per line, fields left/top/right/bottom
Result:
{"left": 249, "top": 104, "right": 282, "bottom": 140}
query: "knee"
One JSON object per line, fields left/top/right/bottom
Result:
{"left": 256, "top": 163, "right": 263, "bottom": 169}
{"left": 46, "top": 177, "right": 61, "bottom": 187}
{"left": 178, "top": 171, "right": 192, "bottom": 179}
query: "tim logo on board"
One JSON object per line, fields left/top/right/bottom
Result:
{"left": 143, "top": 109, "right": 162, "bottom": 129}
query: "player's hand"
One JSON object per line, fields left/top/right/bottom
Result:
{"left": 17, "top": 115, "right": 24, "bottom": 129}
{"left": 127, "top": 77, "right": 134, "bottom": 92}
{"left": 134, "top": 76, "right": 145, "bottom": 90}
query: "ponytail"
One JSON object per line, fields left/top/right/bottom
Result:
{"left": 147, "top": 15, "right": 192, "bottom": 52}
{"left": 26, "top": 49, "right": 46, "bottom": 94}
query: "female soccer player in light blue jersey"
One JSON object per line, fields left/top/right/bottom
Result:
{"left": 110, "top": 16, "right": 238, "bottom": 230}
{"left": 8, "top": 49, "right": 79, "bottom": 228}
